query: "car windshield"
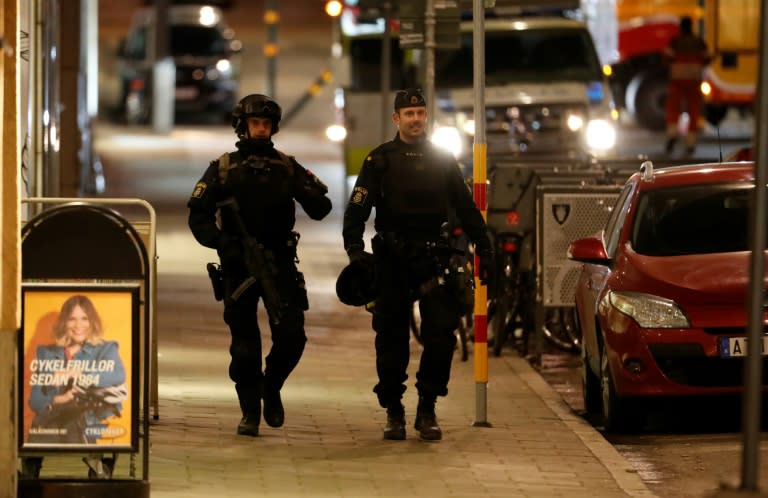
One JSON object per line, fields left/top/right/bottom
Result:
{"left": 170, "top": 25, "right": 228, "bottom": 56}
{"left": 435, "top": 27, "right": 603, "bottom": 87}
{"left": 632, "top": 183, "right": 754, "bottom": 256}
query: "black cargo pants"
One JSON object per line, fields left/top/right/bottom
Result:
{"left": 370, "top": 235, "right": 463, "bottom": 408}
{"left": 222, "top": 256, "right": 308, "bottom": 414}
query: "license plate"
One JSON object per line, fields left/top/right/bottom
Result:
{"left": 175, "top": 86, "right": 198, "bottom": 100}
{"left": 719, "top": 336, "right": 768, "bottom": 358}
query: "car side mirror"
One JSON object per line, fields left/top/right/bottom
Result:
{"left": 567, "top": 237, "right": 610, "bottom": 265}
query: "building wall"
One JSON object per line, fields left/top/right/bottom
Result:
{"left": 1, "top": 0, "right": 21, "bottom": 496}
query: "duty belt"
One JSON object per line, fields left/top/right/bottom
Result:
{"left": 375, "top": 231, "right": 449, "bottom": 251}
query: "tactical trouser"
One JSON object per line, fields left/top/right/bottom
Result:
{"left": 371, "top": 236, "right": 462, "bottom": 408}
{"left": 223, "top": 262, "right": 308, "bottom": 414}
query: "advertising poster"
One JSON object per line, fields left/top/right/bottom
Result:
{"left": 20, "top": 285, "right": 139, "bottom": 451}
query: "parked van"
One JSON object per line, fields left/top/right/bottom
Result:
{"left": 110, "top": 4, "right": 241, "bottom": 123}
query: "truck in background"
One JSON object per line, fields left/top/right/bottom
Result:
{"left": 585, "top": 0, "right": 757, "bottom": 131}
{"left": 584, "top": 0, "right": 701, "bottom": 131}
{"left": 700, "top": 0, "right": 758, "bottom": 127}
{"left": 331, "top": 1, "right": 618, "bottom": 178}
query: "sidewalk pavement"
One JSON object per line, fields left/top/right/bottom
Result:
{"left": 143, "top": 211, "right": 657, "bottom": 498}
{"left": 21, "top": 213, "right": 658, "bottom": 498}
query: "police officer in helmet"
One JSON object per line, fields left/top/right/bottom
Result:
{"left": 188, "top": 94, "right": 332, "bottom": 437}
{"left": 342, "top": 88, "right": 493, "bottom": 441}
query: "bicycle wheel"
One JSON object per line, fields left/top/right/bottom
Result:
{"left": 541, "top": 307, "right": 580, "bottom": 353}
{"left": 492, "top": 294, "right": 511, "bottom": 356}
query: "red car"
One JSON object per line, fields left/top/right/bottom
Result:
{"left": 568, "top": 160, "right": 765, "bottom": 432}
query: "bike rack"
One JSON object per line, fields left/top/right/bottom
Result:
{"left": 17, "top": 198, "right": 155, "bottom": 498}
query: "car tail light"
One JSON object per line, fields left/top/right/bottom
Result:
{"left": 501, "top": 240, "right": 518, "bottom": 253}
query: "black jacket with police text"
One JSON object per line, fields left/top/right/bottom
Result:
{"left": 343, "top": 133, "right": 490, "bottom": 254}
{"left": 188, "top": 139, "right": 332, "bottom": 251}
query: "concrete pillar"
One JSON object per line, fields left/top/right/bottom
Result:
{"left": 1, "top": 1, "right": 21, "bottom": 497}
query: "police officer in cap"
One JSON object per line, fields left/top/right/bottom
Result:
{"left": 188, "top": 94, "right": 332, "bottom": 437}
{"left": 342, "top": 88, "right": 493, "bottom": 441}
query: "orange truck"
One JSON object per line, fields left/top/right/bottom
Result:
{"left": 599, "top": 0, "right": 702, "bottom": 130}
{"left": 700, "top": 0, "right": 758, "bottom": 126}
{"left": 595, "top": 0, "right": 756, "bottom": 131}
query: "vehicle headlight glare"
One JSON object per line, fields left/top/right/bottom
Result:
{"left": 325, "top": 124, "right": 347, "bottom": 142}
{"left": 585, "top": 118, "right": 616, "bottom": 150}
{"left": 609, "top": 291, "right": 690, "bottom": 328}
{"left": 216, "top": 59, "right": 232, "bottom": 74}
{"left": 431, "top": 126, "right": 462, "bottom": 158}
{"left": 567, "top": 114, "right": 584, "bottom": 132}
{"left": 462, "top": 119, "right": 475, "bottom": 136}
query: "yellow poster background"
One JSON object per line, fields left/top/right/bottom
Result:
{"left": 22, "top": 288, "right": 135, "bottom": 448}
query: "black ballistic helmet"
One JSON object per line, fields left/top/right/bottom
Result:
{"left": 336, "top": 259, "right": 377, "bottom": 307}
{"left": 393, "top": 88, "right": 426, "bottom": 111}
{"left": 232, "top": 94, "right": 282, "bottom": 137}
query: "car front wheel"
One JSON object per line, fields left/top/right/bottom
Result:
{"left": 600, "top": 346, "right": 645, "bottom": 433}
{"left": 581, "top": 335, "right": 601, "bottom": 415}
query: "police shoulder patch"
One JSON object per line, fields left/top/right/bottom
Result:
{"left": 191, "top": 181, "right": 207, "bottom": 199}
{"left": 350, "top": 186, "right": 368, "bottom": 206}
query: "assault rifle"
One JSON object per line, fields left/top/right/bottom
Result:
{"left": 216, "top": 197, "right": 284, "bottom": 325}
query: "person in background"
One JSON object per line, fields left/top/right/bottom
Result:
{"left": 664, "top": 16, "right": 711, "bottom": 157}
{"left": 342, "top": 88, "right": 493, "bottom": 442}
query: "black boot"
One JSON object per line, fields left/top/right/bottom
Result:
{"left": 383, "top": 402, "right": 406, "bottom": 440}
{"left": 262, "top": 387, "right": 285, "bottom": 428}
{"left": 235, "top": 384, "right": 261, "bottom": 437}
{"left": 237, "top": 412, "right": 260, "bottom": 437}
{"left": 414, "top": 396, "right": 442, "bottom": 441}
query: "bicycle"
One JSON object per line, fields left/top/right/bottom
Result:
{"left": 489, "top": 232, "right": 533, "bottom": 357}
{"left": 541, "top": 306, "right": 580, "bottom": 353}
{"left": 489, "top": 232, "right": 581, "bottom": 357}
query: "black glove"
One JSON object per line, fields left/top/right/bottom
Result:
{"left": 477, "top": 248, "right": 494, "bottom": 287}
{"left": 347, "top": 246, "right": 374, "bottom": 266}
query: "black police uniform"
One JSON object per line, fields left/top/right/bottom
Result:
{"left": 188, "top": 137, "right": 332, "bottom": 428}
{"left": 342, "top": 131, "right": 492, "bottom": 412}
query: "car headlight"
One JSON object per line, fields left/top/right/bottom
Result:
{"left": 567, "top": 114, "right": 584, "bottom": 132}
{"left": 325, "top": 124, "right": 347, "bottom": 143}
{"left": 608, "top": 291, "right": 690, "bottom": 328}
{"left": 585, "top": 118, "right": 616, "bottom": 151}
{"left": 430, "top": 125, "right": 462, "bottom": 158}
{"left": 215, "top": 59, "right": 232, "bottom": 75}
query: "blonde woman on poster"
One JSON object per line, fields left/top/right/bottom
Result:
{"left": 28, "top": 294, "right": 128, "bottom": 444}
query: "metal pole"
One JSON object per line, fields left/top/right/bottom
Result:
{"left": 471, "top": 0, "right": 490, "bottom": 428}
{"left": 31, "top": 0, "right": 44, "bottom": 200}
{"left": 265, "top": 0, "right": 279, "bottom": 98}
{"left": 424, "top": 0, "right": 435, "bottom": 133}
{"left": 740, "top": 0, "right": 768, "bottom": 490}
{"left": 380, "top": 1, "right": 392, "bottom": 143}
{"left": 152, "top": 0, "right": 174, "bottom": 132}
